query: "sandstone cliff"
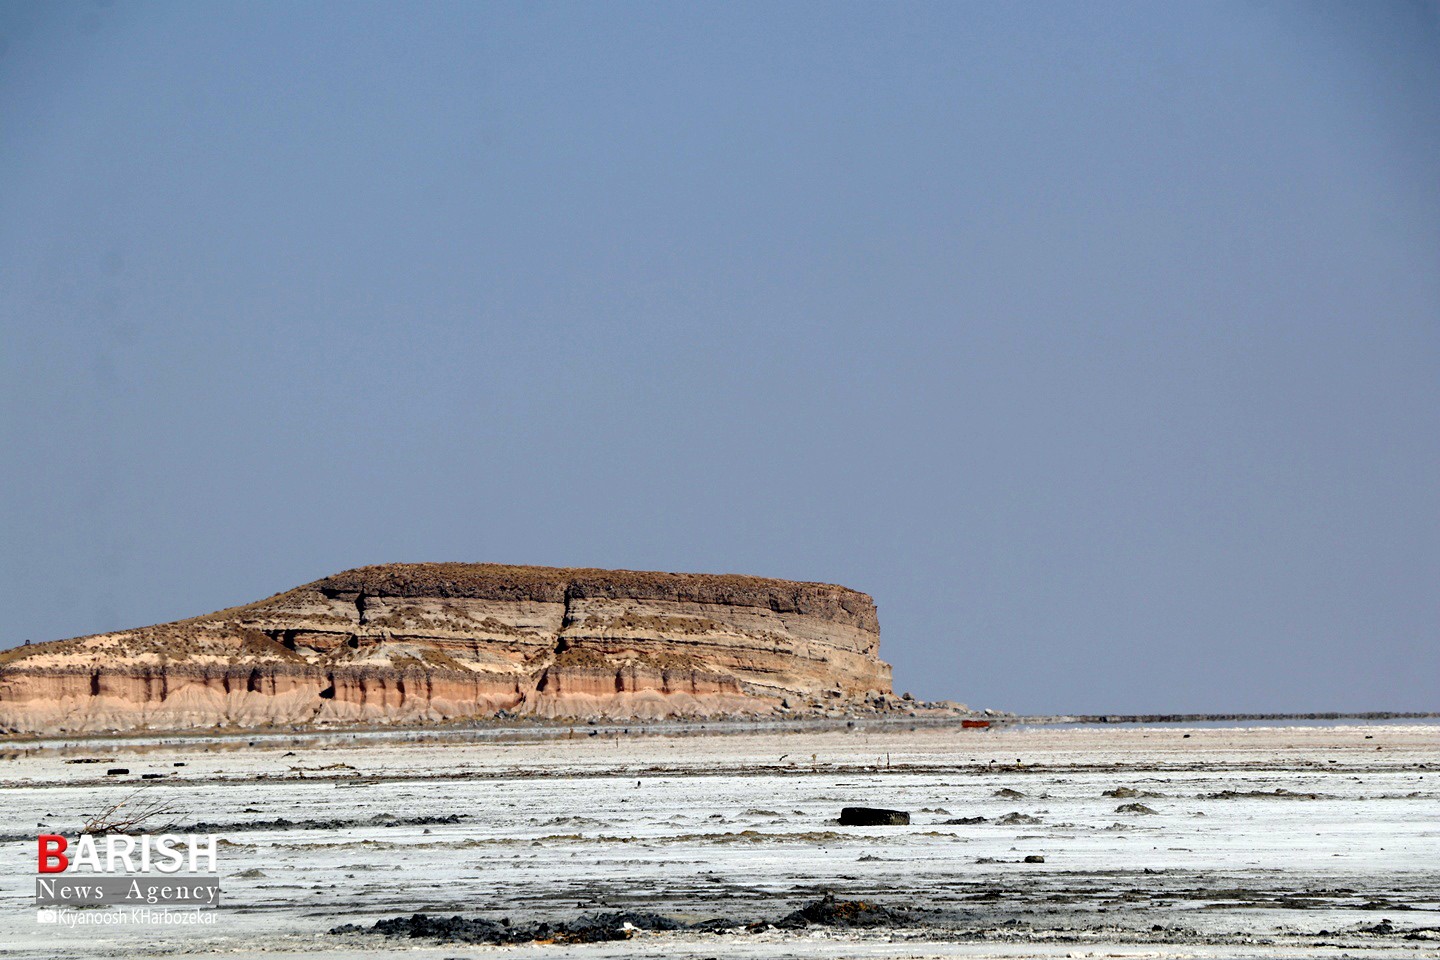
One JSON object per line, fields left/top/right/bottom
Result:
{"left": 0, "top": 563, "right": 893, "bottom": 733}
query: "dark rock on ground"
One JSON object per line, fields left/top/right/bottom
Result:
{"left": 944, "top": 816, "right": 988, "bottom": 824}
{"left": 774, "top": 893, "right": 913, "bottom": 928}
{"left": 1024, "top": 854, "right": 1046, "bottom": 863}
{"left": 1103, "top": 786, "right": 1155, "bottom": 798}
{"left": 690, "top": 916, "right": 745, "bottom": 933}
{"left": 996, "top": 812, "right": 1041, "bottom": 824}
{"left": 560, "top": 911, "right": 688, "bottom": 941}
{"left": 331, "top": 914, "right": 511, "bottom": 945}
{"left": 839, "top": 806, "right": 910, "bottom": 826}
{"left": 1116, "top": 803, "right": 1158, "bottom": 815}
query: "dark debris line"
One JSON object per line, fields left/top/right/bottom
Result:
{"left": 329, "top": 894, "right": 914, "bottom": 945}
{"left": 188, "top": 813, "right": 463, "bottom": 833}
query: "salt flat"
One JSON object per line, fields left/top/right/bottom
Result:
{"left": 0, "top": 722, "right": 1435, "bottom": 958}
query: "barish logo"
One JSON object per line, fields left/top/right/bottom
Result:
{"left": 38, "top": 834, "right": 217, "bottom": 874}
{"left": 34, "top": 834, "right": 222, "bottom": 917}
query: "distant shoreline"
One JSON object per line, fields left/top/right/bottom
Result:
{"left": 1021, "top": 710, "right": 1440, "bottom": 724}
{"left": 4, "top": 709, "right": 1436, "bottom": 751}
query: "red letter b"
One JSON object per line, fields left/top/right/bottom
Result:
{"left": 38, "top": 835, "right": 68, "bottom": 873}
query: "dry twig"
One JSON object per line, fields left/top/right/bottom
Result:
{"left": 81, "top": 791, "right": 181, "bottom": 836}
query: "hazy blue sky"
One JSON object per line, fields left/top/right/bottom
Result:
{"left": 2, "top": 1, "right": 1436, "bottom": 714}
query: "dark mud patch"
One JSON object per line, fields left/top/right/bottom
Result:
{"left": 332, "top": 895, "right": 915, "bottom": 944}
{"left": 332, "top": 910, "right": 686, "bottom": 945}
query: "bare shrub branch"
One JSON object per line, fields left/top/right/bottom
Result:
{"left": 81, "top": 791, "right": 181, "bottom": 836}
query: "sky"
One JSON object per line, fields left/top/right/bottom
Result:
{"left": 1, "top": 1, "right": 1436, "bottom": 715}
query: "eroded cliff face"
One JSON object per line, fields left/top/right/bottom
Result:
{"left": 0, "top": 563, "right": 893, "bottom": 733}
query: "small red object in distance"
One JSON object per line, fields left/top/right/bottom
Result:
{"left": 961, "top": 720, "right": 991, "bottom": 729}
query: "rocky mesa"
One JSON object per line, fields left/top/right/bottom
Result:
{"left": 0, "top": 563, "right": 894, "bottom": 733}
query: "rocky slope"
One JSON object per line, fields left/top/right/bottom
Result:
{"left": 0, "top": 563, "right": 894, "bottom": 732}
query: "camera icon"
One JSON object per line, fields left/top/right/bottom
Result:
{"left": 36, "top": 908, "right": 58, "bottom": 924}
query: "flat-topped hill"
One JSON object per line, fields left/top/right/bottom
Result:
{"left": 0, "top": 563, "right": 894, "bottom": 733}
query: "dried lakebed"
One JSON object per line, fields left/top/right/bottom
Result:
{"left": 0, "top": 723, "right": 1436, "bottom": 958}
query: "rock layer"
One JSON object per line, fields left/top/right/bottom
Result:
{"left": 0, "top": 563, "right": 892, "bottom": 732}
